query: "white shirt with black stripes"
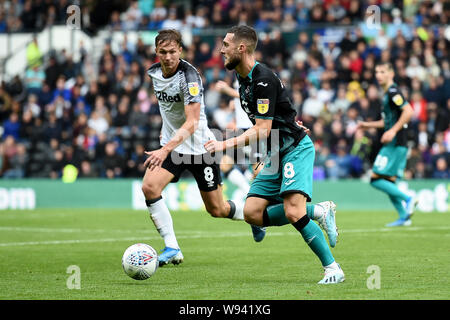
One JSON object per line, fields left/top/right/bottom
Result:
{"left": 147, "top": 59, "right": 216, "bottom": 155}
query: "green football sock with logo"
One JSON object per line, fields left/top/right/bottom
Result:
{"left": 292, "top": 215, "right": 335, "bottom": 266}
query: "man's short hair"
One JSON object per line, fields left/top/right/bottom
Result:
{"left": 227, "top": 25, "right": 258, "bottom": 53}
{"left": 155, "top": 29, "right": 182, "bottom": 48}
{"left": 375, "top": 61, "right": 394, "bottom": 71}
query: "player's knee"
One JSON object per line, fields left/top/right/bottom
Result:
{"left": 141, "top": 181, "right": 161, "bottom": 199}
{"left": 243, "top": 205, "right": 262, "bottom": 225}
{"left": 283, "top": 201, "right": 306, "bottom": 223}
{"left": 284, "top": 209, "right": 305, "bottom": 223}
{"left": 283, "top": 193, "right": 307, "bottom": 223}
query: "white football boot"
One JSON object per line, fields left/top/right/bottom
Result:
{"left": 315, "top": 201, "right": 339, "bottom": 248}
{"left": 318, "top": 263, "right": 345, "bottom": 284}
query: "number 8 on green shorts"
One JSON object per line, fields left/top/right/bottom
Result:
{"left": 247, "top": 135, "right": 315, "bottom": 202}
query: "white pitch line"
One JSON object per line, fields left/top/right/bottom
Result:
{"left": 0, "top": 226, "right": 147, "bottom": 233}
{"left": 0, "top": 233, "right": 252, "bottom": 247}
{"left": 0, "top": 225, "right": 449, "bottom": 247}
{"left": 0, "top": 236, "right": 162, "bottom": 247}
{"left": 0, "top": 226, "right": 207, "bottom": 234}
{"left": 0, "top": 226, "right": 101, "bottom": 233}
{"left": 339, "top": 226, "right": 450, "bottom": 233}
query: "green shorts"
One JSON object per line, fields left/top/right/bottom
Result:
{"left": 247, "top": 135, "right": 314, "bottom": 203}
{"left": 372, "top": 145, "right": 408, "bottom": 178}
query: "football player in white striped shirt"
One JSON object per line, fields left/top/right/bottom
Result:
{"left": 141, "top": 29, "right": 264, "bottom": 266}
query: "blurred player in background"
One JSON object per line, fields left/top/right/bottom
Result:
{"left": 142, "top": 29, "right": 264, "bottom": 266}
{"left": 357, "top": 62, "right": 418, "bottom": 227}
{"left": 205, "top": 25, "right": 344, "bottom": 284}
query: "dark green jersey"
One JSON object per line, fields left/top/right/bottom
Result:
{"left": 382, "top": 84, "right": 408, "bottom": 147}
{"left": 236, "top": 62, "right": 306, "bottom": 156}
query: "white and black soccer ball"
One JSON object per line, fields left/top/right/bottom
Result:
{"left": 122, "top": 243, "right": 158, "bottom": 280}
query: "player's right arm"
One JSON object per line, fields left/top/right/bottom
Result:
{"left": 205, "top": 75, "right": 277, "bottom": 153}
{"left": 204, "top": 117, "right": 271, "bottom": 153}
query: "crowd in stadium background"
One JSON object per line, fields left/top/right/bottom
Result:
{"left": 0, "top": 0, "right": 449, "bottom": 180}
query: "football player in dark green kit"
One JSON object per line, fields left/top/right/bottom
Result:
{"left": 205, "top": 25, "right": 344, "bottom": 284}
{"left": 357, "top": 62, "right": 418, "bottom": 227}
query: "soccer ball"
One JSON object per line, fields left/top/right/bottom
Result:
{"left": 122, "top": 243, "right": 158, "bottom": 280}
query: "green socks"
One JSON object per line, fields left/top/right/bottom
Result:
{"left": 292, "top": 215, "right": 335, "bottom": 266}
{"left": 388, "top": 195, "right": 408, "bottom": 219}
{"left": 260, "top": 204, "right": 335, "bottom": 266}
{"left": 370, "top": 178, "right": 410, "bottom": 219}
{"left": 263, "top": 203, "right": 316, "bottom": 227}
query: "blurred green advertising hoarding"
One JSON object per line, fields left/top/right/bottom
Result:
{"left": 0, "top": 179, "right": 448, "bottom": 213}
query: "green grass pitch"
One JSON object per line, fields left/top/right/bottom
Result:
{"left": 0, "top": 207, "right": 449, "bottom": 300}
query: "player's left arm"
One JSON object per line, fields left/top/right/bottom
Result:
{"left": 205, "top": 76, "right": 276, "bottom": 152}
{"left": 381, "top": 90, "right": 414, "bottom": 144}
